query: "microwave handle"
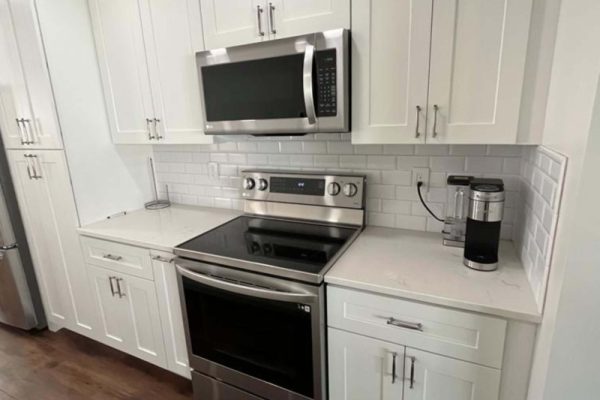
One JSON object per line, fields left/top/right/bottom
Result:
{"left": 177, "top": 265, "right": 317, "bottom": 304}
{"left": 302, "top": 43, "right": 317, "bottom": 125}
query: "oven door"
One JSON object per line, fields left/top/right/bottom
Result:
{"left": 176, "top": 258, "right": 325, "bottom": 400}
{"left": 196, "top": 29, "right": 348, "bottom": 135}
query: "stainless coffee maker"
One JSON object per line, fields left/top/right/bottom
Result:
{"left": 463, "top": 178, "right": 505, "bottom": 271}
{"left": 443, "top": 175, "right": 473, "bottom": 247}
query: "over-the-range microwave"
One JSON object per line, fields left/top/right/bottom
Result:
{"left": 196, "top": 29, "right": 349, "bottom": 135}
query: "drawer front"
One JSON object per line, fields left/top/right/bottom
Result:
{"left": 327, "top": 286, "right": 507, "bottom": 368}
{"left": 80, "top": 236, "right": 153, "bottom": 280}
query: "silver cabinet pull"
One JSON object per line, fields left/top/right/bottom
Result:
{"left": 22, "top": 118, "right": 35, "bottom": 144}
{"left": 24, "top": 154, "right": 41, "bottom": 179}
{"left": 146, "top": 118, "right": 155, "bottom": 140}
{"left": 16, "top": 118, "right": 27, "bottom": 144}
{"left": 151, "top": 255, "right": 173, "bottom": 263}
{"left": 415, "top": 105, "right": 422, "bottom": 138}
{"left": 432, "top": 104, "right": 439, "bottom": 138}
{"left": 391, "top": 352, "right": 398, "bottom": 384}
{"left": 268, "top": 3, "right": 276, "bottom": 34}
{"left": 24, "top": 154, "right": 33, "bottom": 180}
{"left": 31, "top": 154, "right": 41, "bottom": 179}
{"left": 116, "top": 278, "right": 125, "bottom": 298}
{"left": 109, "top": 276, "right": 118, "bottom": 296}
{"left": 386, "top": 317, "right": 423, "bottom": 331}
{"left": 409, "top": 356, "right": 416, "bottom": 389}
{"left": 153, "top": 118, "right": 162, "bottom": 140}
{"left": 256, "top": 5, "right": 265, "bottom": 36}
{"left": 103, "top": 254, "right": 123, "bottom": 261}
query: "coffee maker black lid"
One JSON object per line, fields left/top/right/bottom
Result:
{"left": 470, "top": 178, "right": 504, "bottom": 192}
{"left": 447, "top": 175, "right": 474, "bottom": 186}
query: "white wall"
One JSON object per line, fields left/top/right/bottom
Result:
{"left": 527, "top": 0, "right": 600, "bottom": 397}
{"left": 35, "top": 0, "right": 152, "bottom": 225}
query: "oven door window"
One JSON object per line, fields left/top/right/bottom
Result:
{"left": 201, "top": 54, "right": 307, "bottom": 121}
{"left": 182, "top": 276, "right": 314, "bottom": 398}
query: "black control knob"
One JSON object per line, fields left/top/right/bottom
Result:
{"left": 327, "top": 182, "right": 341, "bottom": 196}
{"left": 343, "top": 183, "right": 358, "bottom": 197}
{"left": 243, "top": 177, "right": 255, "bottom": 190}
{"left": 258, "top": 178, "right": 268, "bottom": 191}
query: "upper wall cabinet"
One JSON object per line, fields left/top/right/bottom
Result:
{"left": 200, "top": 0, "right": 350, "bottom": 49}
{"left": 352, "top": 0, "right": 533, "bottom": 145}
{"left": 89, "top": 0, "right": 212, "bottom": 145}
{"left": 0, "top": 0, "right": 62, "bottom": 150}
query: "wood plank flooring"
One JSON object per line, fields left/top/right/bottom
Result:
{"left": 0, "top": 324, "right": 192, "bottom": 400}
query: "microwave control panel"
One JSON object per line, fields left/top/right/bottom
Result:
{"left": 316, "top": 49, "right": 337, "bottom": 117}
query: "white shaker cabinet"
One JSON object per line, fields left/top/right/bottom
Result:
{"left": 403, "top": 348, "right": 501, "bottom": 400}
{"left": 89, "top": 0, "right": 211, "bottom": 144}
{"left": 426, "top": 0, "right": 533, "bottom": 144}
{"left": 352, "top": 0, "right": 533, "bottom": 145}
{"left": 0, "top": 0, "right": 62, "bottom": 149}
{"left": 328, "top": 328, "right": 404, "bottom": 400}
{"left": 200, "top": 0, "right": 350, "bottom": 49}
{"left": 351, "top": 0, "right": 431, "bottom": 144}
{"left": 6, "top": 150, "right": 95, "bottom": 335}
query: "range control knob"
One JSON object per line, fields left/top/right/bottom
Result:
{"left": 327, "top": 182, "right": 341, "bottom": 196}
{"left": 343, "top": 183, "right": 358, "bottom": 197}
{"left": 258, "top": 178, "right": 268, "bottom": 191}
{"left": 243, "top": 177, "right": 255, "bottom": 190}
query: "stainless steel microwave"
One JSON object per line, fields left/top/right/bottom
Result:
{"left": 196, "top": 29, "right": 349, "bottom": 135}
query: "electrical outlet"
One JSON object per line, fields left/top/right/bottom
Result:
{"left": 412, "top": 167, "right": 430, "bottom": 191}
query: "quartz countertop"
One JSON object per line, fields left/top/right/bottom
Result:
{"left": 325, "top": 226, "right": 541, "bottom": 323}
{"left": 78, "top": 205, "right": 242, "bottom": 252}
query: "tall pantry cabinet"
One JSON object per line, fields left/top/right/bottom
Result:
{"left": 0, "top": 0, "right": 95, "bottom": 337}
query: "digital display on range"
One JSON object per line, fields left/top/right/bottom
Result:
{"left": 270, "top": 177, "right": 325, "bottom": 196}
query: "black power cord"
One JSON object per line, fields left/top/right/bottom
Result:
{"left": 417, "top": 181, "right": 444, "bottom": 222}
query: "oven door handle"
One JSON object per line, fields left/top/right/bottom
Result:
{"left": 302, "top": 43, "right": 317, "bottom": 125}
{"left": 177, "top": 265, "right": 317, "bottom": 304}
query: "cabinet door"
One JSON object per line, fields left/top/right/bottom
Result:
{"left": 87, "top": 264, "right": 131, "bottom": 352}
{"left": 268, "top": 0, "right": 349, "bottom": 40}
{"left": 117, "top": 273, "right": 167, "bottom": 368}
{"left": 351, "top": 0, "right": 431, "bottom": 144}
{"left": 152, "top": 252, "right": 190, "bottom": 378}
{"left": 6, "top": 150, "right": 96, "bottom": 336}
{"left": 200, "top": 0, "right": 267, "bottom": 49}
{"left": 7, "top": 0, "right": 62, "bottom": 149}
{"left": 404, "top": 348, "right": 501, "bottom": 400}
{"left": 328, "top": 328, "right": 404, "bottom": 400}
{"left": 89, "top": 0, "right": 155, "bottom": 144}
{"left": 142, "top": 0, "right": 212, "bottom": 144}
{"left": 427, "top": 0, "right": 533, "bottom": 144}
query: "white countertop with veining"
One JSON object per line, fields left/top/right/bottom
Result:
{"left": 325, "top": 226, "right": 541, "bottom": 323}
{"left": 78, "top": 205, "right": 242, "bottom": 252}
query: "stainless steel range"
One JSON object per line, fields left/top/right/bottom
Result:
{"left": 174, "top": 170, "right": 365, "bottom": 400}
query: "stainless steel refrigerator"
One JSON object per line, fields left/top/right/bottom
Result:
{"left": 0, "top": 134, "right": 46, "bottom": 330}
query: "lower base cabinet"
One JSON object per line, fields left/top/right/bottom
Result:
{"left": 328, "top": 328, "right": 501, "bottom": 400}
{"left": 87, "top": 263, "right": 167, "bottom": 368}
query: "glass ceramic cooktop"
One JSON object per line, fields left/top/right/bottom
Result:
{"left": 176, "top": 216, "right": 359, "bottom": 275}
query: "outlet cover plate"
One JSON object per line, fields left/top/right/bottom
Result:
{"left": 412, "top": 167, "right": 430, "bottom": 191}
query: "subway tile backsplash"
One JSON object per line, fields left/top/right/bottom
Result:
{"left": 153, "top": 135, "right": 525, "bottom": 238}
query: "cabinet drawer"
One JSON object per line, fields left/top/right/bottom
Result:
{"left": 327, "top": 286, "right": 507, "bottom": 369}
{"left": 80, "top": 236, "right": 153, "bottom": 280}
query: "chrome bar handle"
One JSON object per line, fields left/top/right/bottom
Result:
{"left": 103, "top": 254, "right": 123, "bottom": 261}
{"left": 409, "top": 356, "right": 416, "bottom": 389}
{"left": 153, "top": 118, "right": 162, "bottom": 140}
{"left": 109, "top": 277, "right": 117, "bottom": 296}
{"left": 302, "top": 43, "right": 317, "bottom": 125}
{"left": 16, "top": 118, "right": 27, "bottom": 144}
{"left": 30, "top": 154, "right": 42, "bottom": 179}
{"left": 432, "top": 104, "right": 439, "bottom": 138}
{"left": 268, "top": 3, "right": 276, "bottom": 34}
{"left": 256, "top": 5, "right": 265, "bottom": 36}
{"left": 415, "top": 105, "right": 422, "bottom": 138}
{"left": 22, "top": 118, "right": 34, "bottom": 144}
{"left": 24, "top": 154, "right": 33, "bottom": 180}
{"left": 116, "top": 278, "right": 125, "bottom": 298}
{"left": 146, "top": 118, "right": 155, "bottom": 140}
{"left": 391, "top": 352, "right": 398, "bottom": 384}
{"left": 386, "top": 317, "right": 423, "bottom": 331}
{"left": 152, "top": 255, "right": 174, "bottom": 263}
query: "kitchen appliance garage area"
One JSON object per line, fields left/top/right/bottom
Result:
{"left": 2, "top": 0, "right": 595, "bottom": 400}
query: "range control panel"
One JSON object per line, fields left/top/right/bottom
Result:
{"left": 316, "top": 49, "right": 337, "bottom": 117}
{"left": 241, "top": 170, "right": 365, "bottom": 210}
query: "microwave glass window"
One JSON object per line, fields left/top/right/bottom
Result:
{"left": 202, "top": 54, "right": 306, "bottom": 121}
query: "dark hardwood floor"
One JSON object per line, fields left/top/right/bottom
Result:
{"left": 0, "top": 323, "right": 192, "bottom": 400}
